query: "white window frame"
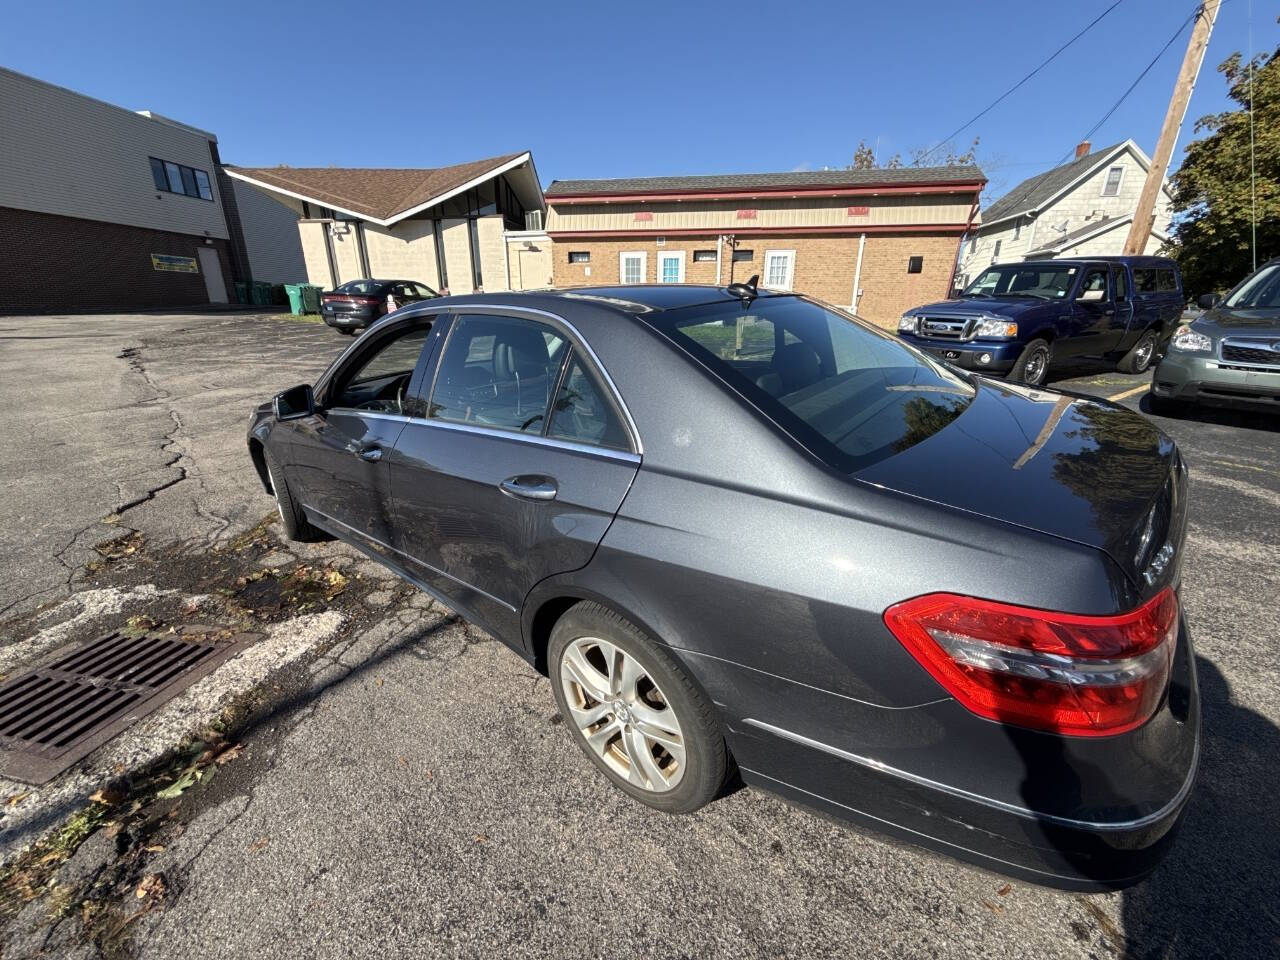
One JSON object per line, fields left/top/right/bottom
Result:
{"left": 1100, "top": 165, "right": 1125, "bottom": 197}
{"left": 619, "top": 251, "right": 647, "bottom": 284}
{"left": 657, "top": 250, "right": 685, "bottom": 284}
{"left": 762, "top": 249, "right": 795, "bottom": 291}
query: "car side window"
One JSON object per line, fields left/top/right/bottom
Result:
{"left": 329, "top": 325, "right": 432, "bottom": 413}
{"left": 1157, "top": 269, "right": 1178, "bottom": 292}
{"left": 1133, "top": 268, "right": 1158, "bottom": 294}
{"left": 547, "top": 352, "right": 630, "bottom": 451}
{"left": 429, "top": 315, "right": 566, "bottom": 434}
{"left": 1113, "top": 267, "right": 1129, "bottom": 301}
{"left": 1077, "top": 268, "right": 1109, "bottom": 302}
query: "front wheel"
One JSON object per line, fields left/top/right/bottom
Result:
{"left": 1010, "top": 338, "right": 1052, "bottom": 386}
{"left": 1118, "top": 330, "right": 1158, "bottom": 374}
{"left": 549, "top": 602, "right": 728, "bottom": 814}
{"left": 264, "top": 449, "right": 323, "bottom": 542}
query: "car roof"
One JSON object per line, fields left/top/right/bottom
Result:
{"left": 427, "top": 285, "right": 792, "bottom": 317}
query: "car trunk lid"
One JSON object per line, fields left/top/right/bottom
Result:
{"left": 854, "top": 380, "right": 1185, "bottom": 591}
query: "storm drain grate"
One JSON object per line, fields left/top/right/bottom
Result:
{"left": 0, "top": 626, "right": 256, "bottom": 785}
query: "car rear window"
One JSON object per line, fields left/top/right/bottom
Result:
{"left": 645, "top": 296, "right": 976, "bottom": 472}
{"left": 334, "top": 279, "right": 386, "bottom": 295}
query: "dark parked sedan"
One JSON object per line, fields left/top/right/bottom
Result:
{"left": 247, "top": 282, "right": 1198, "bottom": 888}
{"left": 320, "top": 278, "right": 438, "bottom": 334}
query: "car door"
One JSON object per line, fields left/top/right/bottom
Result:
{"left": 387, "top": 310, "right": 640, "bottom": 644}
{"left": 1068, "top": 265, "right": 1123, "bottom": 357}
{"left": 1109, "top": 263, "right": 1138, "bottom": 353}
{"left": 285, "top": 317, "right": 437, "bottom": 558}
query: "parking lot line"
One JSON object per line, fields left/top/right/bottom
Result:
{"left": 1107, "top": 384, "right": 1150, "bottom": 402}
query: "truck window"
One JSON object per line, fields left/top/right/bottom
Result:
{"left": 1133, "top": 269, "right": 1158, "bottom": 294}
{"left": 1077, "top": 268, "right": 1109, "bottom": 302}
{"left": 1112, "top": 266, "right": 1129, "bottom": 301}
{"left": 1157, "top": 269, "right": 1178, "bottom": 292}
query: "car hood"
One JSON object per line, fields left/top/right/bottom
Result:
{"left": 908, "top": 297, "right": 1050, "bottom": 319}
{"left": 1197, "top": 306, "right": 1280, "bottom": 331}
{"left": 855, "top": 379, "right": 1181, "bottom": 588}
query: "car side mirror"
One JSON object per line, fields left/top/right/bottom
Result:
{"left": 1197, "top": 292, "right": 1222, "bottom": 310}
{"left": 273, "top": 383, "right": 315, "bottom": 420}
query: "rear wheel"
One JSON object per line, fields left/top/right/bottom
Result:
{"left": 1119, "top": 330, "right": 1158, "bottom": 374}
{"left": 1010, "top": 338, "right": 1052, "bottom": 386}
{"left": 264, "top": 449, "right": 322, "bottom": 541}
{"left": 549, "top": 602, "right": 727, "bottom": 814}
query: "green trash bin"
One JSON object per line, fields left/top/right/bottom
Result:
{"left": 250, "top": 281, "right": 272, "bottom": 306}
{"left": 234, "top": 281, "right": 249, "bottom": 304}
{"left": 284, "top": 284, "right": 305, "bottom": 315}
{"left": 301, "top": 284, "right": 322, "bottom": 314}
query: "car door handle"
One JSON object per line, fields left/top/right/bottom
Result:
{"left": 499, "top": 476, "right": 558, "bottom": 501}
{"left": 346, "top": 442, "right": 383, "bottom": 462}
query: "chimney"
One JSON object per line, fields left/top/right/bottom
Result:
{"left": 1074, "top": 140, "right": 1092, "bottom": 160}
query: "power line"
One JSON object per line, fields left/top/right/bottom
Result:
{"left": 917, "top": 0, "right": 1128, "bottom": 163}
{"left": 1060, "top": 3, "right": 1202, "bottom": 164}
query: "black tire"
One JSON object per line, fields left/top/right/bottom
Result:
{"left": 264, "top": 448, "right": 323, "bottom": 542}
{"left": 1010, "top": 338, "right": 1052, "bottom": 386}
{"left": 549, "top": 601, "right": 728, "bottom": 814}
{"left": 1118, "top": 329, "right": 1158, "bottom": 374}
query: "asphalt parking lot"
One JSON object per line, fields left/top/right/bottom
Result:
{"left": 1, "top": 310, "right": 1278, "bottom": 959}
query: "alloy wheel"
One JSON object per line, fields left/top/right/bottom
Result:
{"left": 559, "top": 636, "right": 687, "bottom": 792}
{"left": 1025, "top": 349, "right": 1048, "bottom": 385}
{"left": 1133, "top": 336, "right": 1155, "bottom": 372}
{"left": 266, "top": 465, "right": 287, "bottom": 525}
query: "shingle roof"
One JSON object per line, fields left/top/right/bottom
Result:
{"left": 1025, "top": 215, "right": 1128, "bottom": 255}
{"left": 982, "top": 142, "right": 1128, "bottom": 224}
{"left": 226, "top": 152, "right": 527, "bottom": 222}
{"left": 545, "top": 164, "right": 985, "bottom": 197}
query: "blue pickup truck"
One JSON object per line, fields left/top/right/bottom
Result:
{"left": 897, "top": 256, "right": 1185, "bottom": 385}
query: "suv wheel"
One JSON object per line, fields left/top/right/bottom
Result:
{"left": 1119, "top": 330, "right": 1159, "bottom": 374}
{"left": 1011, "top": 338, "right": 1052, "bottom": 386}
{"left": 549, "top": 602, "right": 728, "bottom": 813}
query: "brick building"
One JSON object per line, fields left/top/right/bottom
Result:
{"left": 0, "top": 66, "right": 305, "bottom": 314}
{"left": 544, "top": 166, "right": 985, "bottom": 329}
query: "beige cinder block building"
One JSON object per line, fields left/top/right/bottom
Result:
{"left": 225, "top": 152, "right": 550, "bottom": 295}
{"left": 543, "top": 166, "right": 986, "bottom": 329}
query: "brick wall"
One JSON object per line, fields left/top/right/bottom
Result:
{"left": 551, "top": 232, "right": 962, "bottom": 329}
{"left": 0, "top": 205, "right": 232, "bottom": 314}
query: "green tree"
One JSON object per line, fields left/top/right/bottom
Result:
{"left": 1166, "top": 35, "right": 1278, "bottom": 297}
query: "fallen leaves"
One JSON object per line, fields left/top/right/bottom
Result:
{"left": 6, "top": 792, "right": 29, "bottom": 807}
{"left": 997, "top": 883, "right": 1012, "bottom": 896}
{"left": 89, "top": 785, "right": 127, "bottom": 807}
{"left": 93, "top": 531, "right": 145, "bottom": 561}
{"left": 135, "top": 873, "right": 166, "bottom": 900}
{"left": 249, "top": 836, "right": 270, "bottom": 853}
{"left": 155, "top": 771, "right": 197, "bottom": 800}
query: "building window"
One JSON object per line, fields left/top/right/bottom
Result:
{"left": 692, "top": 250, "right": 717, "bottom": 262}
{"left": 763, "top": 250, "right": 795, "bottom": 290}
{"left": 731, "top": 248, "right": 754, "bottom": 262}
{"left": 568, "top": 251, "right": 591, "bottom": 264}
{"left": 907, "top": 256, "right": 923, "bottom": 274}
{"left": 993, "top": 239, "right": 1003, "bottom": 260}
{"left": 149, "top": 157, "right": 214, "bottom": 201}
{"left": 525, "top": 210, "right": 543, "bottom": 231}
{"left": 1101, "top": 165, "right": 1124, "bottom": 197}
{"left": 658, "top": 251, "right": 685, "bottom": 283}
{"left": 620, "top": 251, "right": 646, "bottom": 284}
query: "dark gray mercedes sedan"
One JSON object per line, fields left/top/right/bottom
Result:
{"left": 247, "top": 282, "right": 1199, "bottom": 889}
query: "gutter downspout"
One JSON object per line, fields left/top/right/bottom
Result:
{"left": 948, "top": 193, "right": 982, "bottom": 294}
{"left": 322, "top": 222, "right": 338, "bottom": 290}
{"left": 715, "top": 235, "right": 723, "bottom": 286}
{"left": 851, "top": 234, "right": 866, "bottom": 312}
{"left": 502, "top": 229, "right": 512, "bottom": 291}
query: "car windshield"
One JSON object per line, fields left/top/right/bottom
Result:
{"left": 963, "top": 265, "right": 1078, "bottom": 300}
{"left": 334, "top": 279, "right": 386, "bottom": 295}
{"left": 647, "top": 296, "right": 976, "bottom": 472}
{"left": 1224, "top": 264, "right": 1280, "bottom": 309}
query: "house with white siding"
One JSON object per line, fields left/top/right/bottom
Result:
{"left": 956, "top": 140, "right": 1174, "bottom": 288}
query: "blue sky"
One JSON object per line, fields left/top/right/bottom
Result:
{"left": 2, "top": 0, "right": 1274, "bottom": 200}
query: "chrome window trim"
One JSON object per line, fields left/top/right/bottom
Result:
{"left": 404, "top": 417, "right": 640, "bottom": 464}
{"left": 741, "top": 717, "right": 1199, "bottom": 833}
{"left": 441, "top": 303, "right": 645, "bottom": 455}
{"left": 323, "top": 409, "right": 415, "bottom": 424}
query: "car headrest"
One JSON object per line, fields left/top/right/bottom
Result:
{"left": 492, "top": 325, "right": 550, "bottom": 381}
{"left": 774, "top": 341, "right": 822, "bottom": 392}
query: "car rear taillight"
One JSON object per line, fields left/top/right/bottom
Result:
{"left": 883, "top": 588, "right": 1178, "bottom": 737}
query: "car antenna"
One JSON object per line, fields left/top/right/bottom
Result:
{"left": 726, "top": 274, "right": 759, "bottom": 307}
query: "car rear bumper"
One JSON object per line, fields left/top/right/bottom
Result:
{"left": 718, "top": 614, "right": 1200, "bottom": 890}
{"left": 323, "top": 307, "right": 377, "bottom": 329}
{"left": 1153, "top": 351, "right": 1280, "bottom": 410}
{"left": 899, "top": 334, "right": 1022, "bottom": 374}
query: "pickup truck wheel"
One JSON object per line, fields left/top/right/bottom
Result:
{"left": 1118, "top": 330, "right": 1158, "bottom": 374}
{"left": 1011, "top": 339, "right": 1051, "bottom": 386}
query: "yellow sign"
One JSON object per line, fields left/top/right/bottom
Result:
{"left": 151, "top": 254, "right": 199, "bottom": 273}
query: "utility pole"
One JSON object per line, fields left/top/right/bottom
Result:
{"left": 1123, "top": 0, "right": 1222, "bottom": 255}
